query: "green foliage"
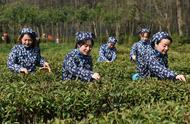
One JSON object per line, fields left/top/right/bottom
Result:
{"left": 0, "top": 2, "right": 75, "bottom": 26}
{"left": 126, "top": 35, "right": 139, "bottom": 46}
{"left": 75, "top": 7, "right": 90, "bottom": 22}
{"left": 1, "top": 2, "right": 39, "bottom": 25}
{"left": 0, "top": 42, "right": 190, "bottom": 123}
{"left": 172, "top": 34, "right": 190, "bottom": 45}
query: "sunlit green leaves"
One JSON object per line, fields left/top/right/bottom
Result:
{"left": 0, "top": 42, "right": 190, "bottom": 123}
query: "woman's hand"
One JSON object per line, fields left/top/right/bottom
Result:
{"left": 20, "top": 67, "right": 28, "bottom": 74}
{"left": 176, "top": 74, "right": 186, "bottom": 82}
{"left": 131, "top": 55, "right": 136, "bottom": 61}
{"left": 92, "top": 72, "right": 101, "bottom": 80}
{"left": 40, "top": 62, "right": 51, "bottom": 72}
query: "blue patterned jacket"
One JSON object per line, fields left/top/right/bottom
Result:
{"left": 130, "top": 40, "right": 151, "bottom": 73}
{"left": 7, "top": 44, "right": 45, "bottom": 73}
{"left": 140, "top": 48, "right": 177, "bottom": 80}
{"left": 97, "top": 44, "right": 117, "bottom": 62}
{"left": 62, "top": 49, "right": 94, "bottom": 81}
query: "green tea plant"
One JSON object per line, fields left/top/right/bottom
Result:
{"left": 0, "top": 42, "right": 190, "bottom": 123}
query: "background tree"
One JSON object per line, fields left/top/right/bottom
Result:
{"left": 176, "top": 0, "right": 184, "bottom": 36}
{"left": 0, "top": 0, "right": 190, "bottom": 43}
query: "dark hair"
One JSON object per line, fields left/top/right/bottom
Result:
{"left": 75, "top": 39, "right": 94, "bottom": 48}
{"left": 139, "top": 32, "right": 150, "bottom": 38}
{"left": 18, "top": 33, "right": 37, "bottom": 48}
{"left": 151, "top": 36, "right": 173, "bottom": 48}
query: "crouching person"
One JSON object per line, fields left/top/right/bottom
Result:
{"left": 136, "top": 31, "right": 186, "bottom": 82}
{"left": 97, "top": 36, "right": 117, "bottom": 62}
{"left": 62, "top": 31, "right": 101, "bottom": 81}
{"left": 7, "top": 27, "right": 51, "bottom": 74}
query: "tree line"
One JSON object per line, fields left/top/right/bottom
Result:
{"left": 0, "top": 0, "right": 189, "bottom": 43}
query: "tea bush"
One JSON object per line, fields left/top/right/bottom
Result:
{"left": 0, "top": 42, "right": 190, "bottom": 123}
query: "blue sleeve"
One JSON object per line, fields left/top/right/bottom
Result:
{"left": 164, "top": 54, "right": 168, "bottom": 68}
{"left": 64, "top": 55, "right": 93, "bottom": 81}
{"left": 7, "top": 47, "right": 22, "bottom": 73}
{"left": 130, "top": 43, "right": 137, "bottom": 60}
{"left": 39, "top": 57, "right": 45, "bottom": 66}
{"left": 111, "top": 48, "right": 117, "bottom": 62}
{"left": 99, "top": 45, "right": 109, "bottom": 61}
{"left": 148, "top": 56, "right": 177, "bottom": 80}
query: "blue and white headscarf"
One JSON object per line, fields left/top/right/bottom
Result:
{"left": 137, "top": 28, "right": 151, "bottom": 34}
{"left": 20, "top": 28, "right": 33, "bottom": 35}
{"left": 151, "top": 32, "right": 172, "bottom": 45}
{"left": 19, "top": 27, "right": 38, "bottom": 40}
{"left": 107, "top": 37, "right": 117, "bottom": 44}
{"left": 75, "top": 31, "right": 94, "bottom": 42}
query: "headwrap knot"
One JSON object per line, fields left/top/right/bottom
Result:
{"left": 107, "top": 36, "right": 117, "bottom": 44}
{"left": 151, "top": 31, "right": 171, "bottom": 44}
{"left": 20, "top": 28, "right": 33, "bottom": 35}
{"left": 75, "top": 31, "right": 94, "bottom": 42}
{"left": 137, "top": 28, "right": 151, "bottom": 34}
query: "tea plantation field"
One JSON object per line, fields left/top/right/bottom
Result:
{"left": 0, "top": 42, "right": 190, "bottom": 123}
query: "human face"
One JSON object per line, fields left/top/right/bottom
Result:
{"left": 108, "top": 43, "right": 115, "bottom": 48}
{"left": 155, "top": 39, "right": 171, "bottom": 55}
{"left": 141, "top": 32, "right": 149, "bottom": 41}
{"left": 78, "top": 40, "right": 93, "bottom": 55}
{"left": 21, "top": 34, "right": 33, "bottom": 47}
